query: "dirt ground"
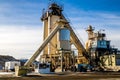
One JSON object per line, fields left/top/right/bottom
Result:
{"left": 0, "top": 76, "right": 120, "bottom": 80}
{"left": 0, "top": 72, "right": 120, "bottom": 80}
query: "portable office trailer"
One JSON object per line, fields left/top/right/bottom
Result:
{"left": 5, "top": 61, "right": 21, "bottom": 71}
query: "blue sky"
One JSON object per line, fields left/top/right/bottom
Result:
{"left": 0, "top": 0, "right": 120, "bottom": 59}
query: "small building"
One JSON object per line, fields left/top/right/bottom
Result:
{"left": 5, "top": 61, "right": 21, "bottom": 71}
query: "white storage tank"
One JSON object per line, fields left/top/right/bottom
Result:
{"left": 57, "top": 28, "right": 71, "bottom": 50}
{"left": 5, "top": 61, "right": 21, "bottom": 71}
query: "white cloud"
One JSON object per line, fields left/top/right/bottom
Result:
{"left": 0, "top": 26, "right": 43, "bottom": 59}
{"left": 65, "top": 9, "right": 120, "bottom": 26}
{"left": 66, "top": 9, "right": 120, "bottom": 49}
{"left": 0, "top": 1, "right": 44, "bottom": 26}
{"left": 0, "top": 1, "right": 46, "bottom": 59}
{"left": 105, "top": 29, "right": 120, "bottom": 49}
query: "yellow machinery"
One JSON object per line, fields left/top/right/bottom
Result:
{"left": 20, "top": 3, "right": 88, "bottom": 70}
{"left": 85, "top": 25, "right": 120, "bottom": 71}
{"left": 15, "top": 2, "right": 120, "bottom": 76}
{"left": 15, "top": 3, "right": 89, "bottom": 76}
{"left": 39, "top": 3, "right": 88, "bottom": 70}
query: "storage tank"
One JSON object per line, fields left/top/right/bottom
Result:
{"left": 57, "top": 28, "right": 71, "bottom": 50}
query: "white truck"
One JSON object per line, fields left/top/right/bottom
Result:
{"left": 5, "top": 61, "right": 21, "bottom": 71}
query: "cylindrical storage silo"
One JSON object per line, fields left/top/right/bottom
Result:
{"left": 57, "top": 28, "right": 71, "bottom": 50}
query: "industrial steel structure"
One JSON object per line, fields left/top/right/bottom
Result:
{"left": 15, "top": 2, "right": 120, "bottom": 76}
{"left": 24, "top": 3, "right": 89, "bottom": 72}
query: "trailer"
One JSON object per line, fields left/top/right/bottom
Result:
{"left": 5, "top": 61, "right": 21, "bottom": 71}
